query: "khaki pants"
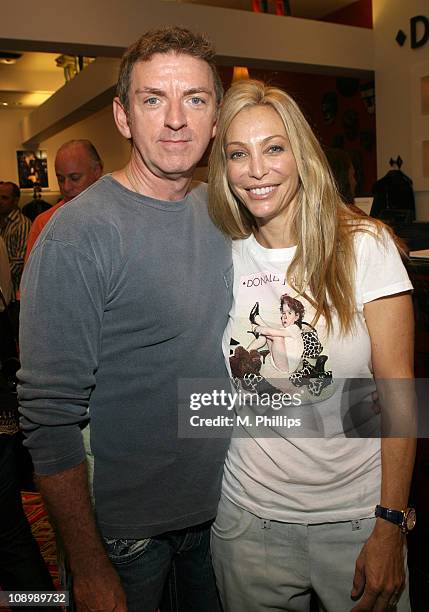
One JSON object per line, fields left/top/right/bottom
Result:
{"left": 211, "top": 494, "right": 410, "bottom": 612}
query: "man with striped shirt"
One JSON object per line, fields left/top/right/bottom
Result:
{"left": 0, "top": 182, "right": 31, "bottom": 334}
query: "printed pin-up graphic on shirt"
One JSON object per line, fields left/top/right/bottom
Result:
{"left": 229, "top": 271, "right": 334, "bottom": 403}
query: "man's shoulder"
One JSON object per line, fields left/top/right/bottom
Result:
{"left": 40, "top": 176, "right": 130, "bottom": 251}
{"left": 51, "top": 176, "right": 118, "bottom": 225}
{"left": 65, "top": 175, "right": 114, "bottom": 208}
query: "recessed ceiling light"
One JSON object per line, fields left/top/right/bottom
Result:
{"left": 0, "top": 52, "right": 22, "bottom": 65}
{"left": 1, "top": 102, "right": 8, "bottom": 106}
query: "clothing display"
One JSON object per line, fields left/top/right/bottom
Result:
{"left": 371, "top": 169, "right": 415, "bottom": 221}
{"left": 221, "top": 228, "right": 412, "bottom": 524}
{"left": 19, "top": 175, "right": 232, "bottom": 538}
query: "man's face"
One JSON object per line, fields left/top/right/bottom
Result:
{"left": 55, "top": 145, "right": 102, "bottom": 202}
{"left": 115, "top": 52, "right": 218, "bottom": 181}
{"left": 0, "top": 183, "right": 18, "bottom": 218}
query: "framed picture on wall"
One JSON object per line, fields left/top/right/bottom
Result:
{"left": 16, "top": 150, "right": 49, "bottom": 189}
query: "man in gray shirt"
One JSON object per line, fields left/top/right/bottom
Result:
{"left": 19, "top": 27, "right": 232, "bottom": 612}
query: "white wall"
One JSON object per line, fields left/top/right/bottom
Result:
{"left": 0, "top": 108, "right": 54, "bottom": 207}
{"left": 39, "top": 105, "right": 130, "bottom": 193}
{"left": 373, "top": 0, "right": 429, "bottom": 220}
{"left": 0, "top": 108, "right": 30, "bottom": 183}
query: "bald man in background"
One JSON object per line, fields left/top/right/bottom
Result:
{"left": 25, "top": 139, "right": 103, "bottom": 261}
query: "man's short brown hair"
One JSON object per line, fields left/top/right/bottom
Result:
{"left": 1, "top": 181, "right": 20, "bottom": 201}
{"left": 116, "top": 26, "right": 223, "bottom": 113}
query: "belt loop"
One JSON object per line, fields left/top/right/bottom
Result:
{"left": 261, "top": 519, "right": 271, "bottom": 529}
{"left": 351, "top": 519, "right": 361, "bottom": 531}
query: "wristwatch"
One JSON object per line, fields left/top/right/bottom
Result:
{"left": 375, "top": 505, "right": 416, "bottom": 534}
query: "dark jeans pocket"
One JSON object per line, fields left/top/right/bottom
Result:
{"left": 104, "top": 537, "right": 153, "bottom": 566}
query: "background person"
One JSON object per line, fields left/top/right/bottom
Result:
{"left": 208, "top": 80, "right": 415, "bottom": 612}
{"left": 0, "top": 236, "right": 15, "bottom": 366}
{"left": 0, "top": 182, "right": 30, "bottom": 298}
{"left": 24, "top": 139, "right": 103, "bottom": 261}
{"left": 0, "top": 182, "right": 31, "bottom": 337}
{"left": 0, "top": 395, "right": 60, "bottom": 609}
{"left": 1, "top": 236, "right": 59, "bottom": 608}
{"left": 0, "top": 235, "right": 12, "bottom": 312}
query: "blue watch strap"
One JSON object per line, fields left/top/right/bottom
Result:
{"left": 375, "top": 504, "right": 404, "bottom": 526}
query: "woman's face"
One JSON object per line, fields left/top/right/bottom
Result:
{"left": 225, "top": 105, "right": 300, "bottom": 227}
{"left": 281, "top": 305, "right": 299, "bottom": 327}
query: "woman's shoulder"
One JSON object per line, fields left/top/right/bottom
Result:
{"left": 346, "top": 216, "right": 398, "bottom": 254}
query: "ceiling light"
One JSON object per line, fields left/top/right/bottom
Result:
{"left": 232, "top": 66, "right": 250, "bottom": 82}
{"left": 0, "top": 52, "right": 22, "bottom": 65}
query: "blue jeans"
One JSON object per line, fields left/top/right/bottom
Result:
{"left": 104, "top": 521, "right": 222, "bottom": 612}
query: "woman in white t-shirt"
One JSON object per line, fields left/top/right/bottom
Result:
{"left": 208, "top": 80, "right": 415, "bottom": 612}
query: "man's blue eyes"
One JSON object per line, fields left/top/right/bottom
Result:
{"left": 144, "top": 97, "right": 205, "bottom": 106}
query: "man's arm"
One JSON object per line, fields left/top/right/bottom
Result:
{"left": 351, "top": 293, "right": 416, "bottom": 612}
{"left": 38, "top": 463, "right": 127, "bottom": 611}
{"left": 18, "top": 232, "right": 126, "bottom": 611}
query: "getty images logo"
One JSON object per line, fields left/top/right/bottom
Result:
{"left": 396, "top": 15, "right": 429, "bottom": 49}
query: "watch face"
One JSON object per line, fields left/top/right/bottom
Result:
{"left": 406, "top": 508, "right": 416, "bottom": 531}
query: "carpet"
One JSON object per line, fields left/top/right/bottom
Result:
{"left": 21, "top": 491, "right": 60, "bottom": 589}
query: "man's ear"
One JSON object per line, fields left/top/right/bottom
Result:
{"left": 94, "top": 164, "right": 103, "bottom": 180}
{"left": 113, "top": 97, "right": 132, "bottom": 140}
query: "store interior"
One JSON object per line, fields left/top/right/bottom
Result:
{"left": 0, "top": 0, "right": 428, "bottom": 609}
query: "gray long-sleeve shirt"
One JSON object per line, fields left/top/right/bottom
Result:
{"left": 19, "top": 176, "right": 232, "bottom": 538}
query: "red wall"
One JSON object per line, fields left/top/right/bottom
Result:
{"left": 321, "top": 0, "right": 373, "bottom": 29}
{"left": 217, "top": 66, "right": 377, "bottom": 196}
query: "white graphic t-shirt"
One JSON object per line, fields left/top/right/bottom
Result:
{"left": 222, "top": 229, "right": 413, "bottom": 523}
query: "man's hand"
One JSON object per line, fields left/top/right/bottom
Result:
{"left": 73, "top": 554, "right": 127, "bottom": 612}
{"left": 351, "top": 521, "right": 405, "bottom": 611}
{"left": 36, "top": 463, "right": 128, "bottom": 611}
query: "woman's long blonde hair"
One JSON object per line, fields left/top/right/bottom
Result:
{"left": 208, "top": 80, "right": 386, "bottom": 334}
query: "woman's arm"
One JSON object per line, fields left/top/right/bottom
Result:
{"left": 351, "top": 292, "right": 416, "bottom": 612}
